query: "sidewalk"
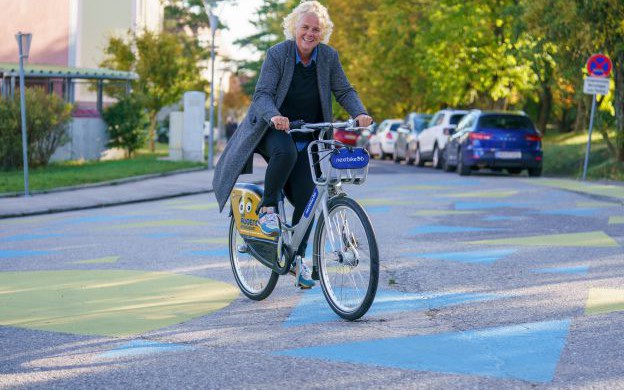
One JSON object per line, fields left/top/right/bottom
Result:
{"left": 0, "top": 157, "right": 267, "bottom": 219}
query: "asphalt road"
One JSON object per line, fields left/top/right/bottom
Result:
{"left": 1, "top": 159, "right": 623, "bottom": 389}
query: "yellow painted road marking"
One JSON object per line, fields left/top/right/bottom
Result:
{"left": 609, "top": 216, "right": 624, "bottom": 225}
{"left": 72, "top": 256, "right": 119, "bottom": 264}
{"left": 533, "top": 179, "right": 624, "bottom": 201}
{"left": 586, "top": 288, "right": 624, "bottom": 315}
{"left": 441, "top": 190, "right": 518, "bottom": 199}
{"left": 0, "top": 270, "right": 238, "bottom": 337}
{"left": 466, "top": 231, "right": 619, "bottom": 248}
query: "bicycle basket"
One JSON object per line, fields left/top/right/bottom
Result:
{"left": 318, "top": 146, "right": 369, "bottom": 184}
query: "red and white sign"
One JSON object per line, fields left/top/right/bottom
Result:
{"left": 586, "top": 54, "right": 612, "bottom": 78}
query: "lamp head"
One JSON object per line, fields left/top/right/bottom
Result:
{"left": 15, "top": 32, "right": 32, "bottom": 60}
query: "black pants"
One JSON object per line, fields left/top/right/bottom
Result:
{"left": 255, "top": 128, "right": 316, "bottom": 257}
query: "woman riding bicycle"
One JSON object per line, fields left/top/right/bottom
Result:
{"left": 212, "top": 0, "right": 372, "bottom": 288}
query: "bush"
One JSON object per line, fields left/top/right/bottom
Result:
{"left": 0, "top": 88, "right": 73, "bottom": 170}
{"left": 103, "top": 95, "right": 148, "bottom": 157}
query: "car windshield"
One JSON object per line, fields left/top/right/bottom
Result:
{"left": 389, "top": 123, "right": 401, "bottom": 131}
{"left": 477, "top": 115, "right": 535, "bottom": 131}
{"left": 450, "top": 114, "right": 465, "bottom": 125}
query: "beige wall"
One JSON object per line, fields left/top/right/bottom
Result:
{"left": 0, "top": 0, "right": 70, "bottom": 65}
{"left": 79, "top": 0, "right": 133, "bottom": 69}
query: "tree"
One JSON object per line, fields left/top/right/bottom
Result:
{"left": 101, "top": 30, "right": 207, "bottom": 151}
{"left": 103, "top": 95, "right": 149, "bottom": 158}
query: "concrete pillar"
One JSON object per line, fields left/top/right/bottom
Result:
{"left": 182, "top": 91, "right": 206, "bottom": 162}
{"left": 168, "top": 111, "right": 184, "bottom": 161}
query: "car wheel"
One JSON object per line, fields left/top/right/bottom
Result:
{"left": 458, "top": 149, "right": 471, "bottom": 176}
{"left": 415, "top": 145, "right": 425, "bottom": 167}
{"left": 406, "top": 146, "right": 415, "bottom": 165}
{"left": 432, "top": 145, "right": 443, "bottom": 169}
{"left": 528, "top": 167, "right": 542, "bottom": 177}
{"left": 393, "top": 147, "right": 401, "bottom": 164}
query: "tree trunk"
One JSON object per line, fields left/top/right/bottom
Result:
{"left": 615, "top": 50, "right": 624, "bottom": 161}
{"left": 148, "top": 112, "right": 157, "bottom": 152}
{"left": 574, "top": 95, "right": 587, "bottom": 133}
{"left": 537, "top": 85, "right": 552, "bottom": 134}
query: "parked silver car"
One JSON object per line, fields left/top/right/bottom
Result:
{"left": 394, "top": 113, "right": 432, "bottom": 164}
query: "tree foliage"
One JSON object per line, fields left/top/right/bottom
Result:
{"left": 237, "top": 0, "right": 624, "bottom": 158}
{"left": 101, "top": 30, "right": 207, "bottom": 151}
{"left": 0, "top": 88, "right": 72, "bottom": 170}
{"left": 102, "top": 95, "right": 149, "bottom": 158}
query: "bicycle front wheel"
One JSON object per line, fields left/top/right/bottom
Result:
{"left": 314, "top": 196, "right": 379, "bottom": 320}
{"left": 229, "top": 217, "right": 279, "bottom": 300}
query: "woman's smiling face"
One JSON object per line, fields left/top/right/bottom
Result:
{"left": 296, "top": 13, "right": 321, "bottom": 56}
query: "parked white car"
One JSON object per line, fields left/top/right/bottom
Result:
{"left": 367, "top": 119, "right": 403, "bottom": 159}
{"left": 415, "top": 109, "right": 468, "bottom": 168}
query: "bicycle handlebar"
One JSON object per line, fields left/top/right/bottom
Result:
{"left": 270, "top": 118, "right": 373, "bottom": 134}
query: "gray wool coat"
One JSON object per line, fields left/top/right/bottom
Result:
{"left": 212, "top": 40, "right": 367, "bottom": 211}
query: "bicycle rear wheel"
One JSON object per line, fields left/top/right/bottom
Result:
{"left": 314, "top": 196, "right": 379, "bottom": 320}
{"left": 229, "top": 217, "right": 279, "bottom": 300}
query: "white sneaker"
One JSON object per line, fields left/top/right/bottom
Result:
{"left": 289, "top": 256, "right": 315, "bottom": 289}
{"left": 258, "top": 208, "right": 280, "bottom": 236}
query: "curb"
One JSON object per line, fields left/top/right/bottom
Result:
{"left": 0, "top": 166, "right": 208, "bottom": 198}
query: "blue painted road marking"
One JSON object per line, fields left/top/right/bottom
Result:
{"left": 99, "top": 340, "right": 193, "bottom": 358}
{"left": 365, "top": 206, "right": 390, "bottom": 214}
{"left": 0, "top": 250, "right": 53, "bottom": 259}
{"left": 0, "top": 233, "right": 64, "bottom": 242}
{"left": 284, "top": 289, "right": 504, "bottom": 328}
{"left": 276, "top": 319, "right": 570, "bottom": 383}
{"left": 534, "top": 209, "right": 599, "bottom": 217}
{"left": 533, "top": 265, "right": 589, "bottom": 275}
{"left": 407, "top": 249, "right": 517, "bottom": 264}
{"left": 482, "top": 215, "right": 524, "bottom": 222}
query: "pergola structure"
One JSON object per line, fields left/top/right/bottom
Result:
{"left": 0, "top": 63, "right": 137, "bottom": 113}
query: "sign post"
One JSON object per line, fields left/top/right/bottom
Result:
{"left": 16, "top": 32, "right": 32, "bottom": 197}
{"left": 582, "top": 54, "right": 612, "bottom": 181}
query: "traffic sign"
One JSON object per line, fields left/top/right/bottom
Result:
{"left": 586, "top": 54, "right": 612, "bottom": 77}
{"left": 583, "top": 76, "right": 610, "bottom": 95}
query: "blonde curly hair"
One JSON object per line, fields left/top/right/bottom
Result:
{"left": 282, "top": 1, "right": 334, "bottom": 44}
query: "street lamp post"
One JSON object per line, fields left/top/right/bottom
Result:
{"left": 16, "top": 32, "right": 32, "bottom": 197}
{"left": 203, "top": 1, "right": 218, "bottom": 169}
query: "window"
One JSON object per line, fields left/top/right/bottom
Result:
{"left": 390, "top": 122, "right": 401, "bottom": 131}
{"left": 450, "top": 114, "right": 466, "bottom": 126}
{"left": 477, "top": 115, "right": 535, "bottom": 131}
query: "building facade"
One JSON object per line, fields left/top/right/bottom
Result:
{"left": 0, "top": 0, "right": 163, "bottom": 68}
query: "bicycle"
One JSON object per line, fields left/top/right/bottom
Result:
{"left": 227, "top": 119, "right": 379, "bottom": 321}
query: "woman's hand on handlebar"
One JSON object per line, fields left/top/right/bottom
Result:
{"left": 270, "top": 116, "right": 290, "bottom": 131}
{"left": 355, "top": 114, "right": 373, "bottom": 128}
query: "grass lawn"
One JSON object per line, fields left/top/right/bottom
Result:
{"left": 542, "top": 129, "right": 624, "bottom": 181}
{"left": 0, "top": 144, "right": 206, "bottom": 194}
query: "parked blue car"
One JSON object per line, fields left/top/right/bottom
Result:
{"left": 442, "top": 110, "right": 543, "bottom": 177}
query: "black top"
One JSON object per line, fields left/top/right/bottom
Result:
{"left": 279, "top": 61, "right": 323, "bottom": 142}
